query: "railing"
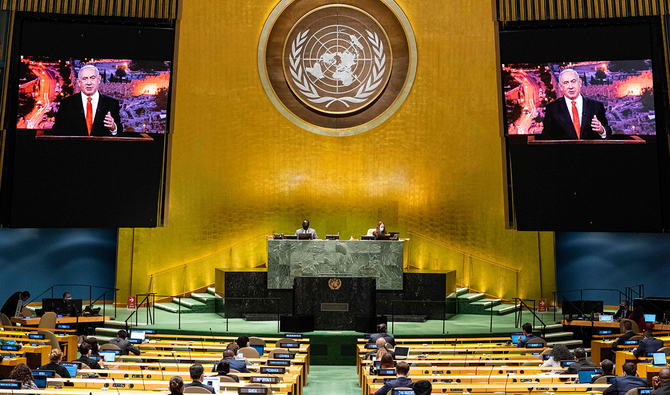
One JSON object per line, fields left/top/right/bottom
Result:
{"left": 389, "top": 299, "right": 458, "bottom": 335}
{"left": 514, "top": 298, "right": 547, "bottom": 338}
{"left": 626, "top": 284, "right": 645, "bottom": 303}
{"left": 28, "top": 284, "right": 118, "bottom": 318}
{"left": 407, "top": 231, "right": 520, "bottom": 301}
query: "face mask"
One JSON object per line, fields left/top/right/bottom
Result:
{"left": 380, "top": 227, "right": 384, "bottom": 232}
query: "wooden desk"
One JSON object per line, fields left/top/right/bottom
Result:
{"left": 147, "top": 333, "right": 310, "bottom": 344}
{"left": 11, "top": 316, "right": 108, "bottom": 326}
{"left": 357, "top": 337, "right": 513, "bottom": 344}
{"left": 368, "top": 381, "right": 609, "bottom": 393}
{"left": 47, "top": 378, "right": 292, "bottom": 394}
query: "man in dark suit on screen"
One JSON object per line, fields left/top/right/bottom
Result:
{"left": 540, "top": 68, "right": 611, "bottom": 140}
{"left": 50, "top": 65, "right": 123, "bottom": 136}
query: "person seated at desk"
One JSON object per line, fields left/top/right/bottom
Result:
{"left": 379, "top": 353, "right": 394, "bottom": 369}
{"left": 38, "top": 349, "right": 71, "bottom": 378}
{"left": 412, "top": 380, "right": 432, "bottom": 395}
{"left": 73, "top": 342, "right": 103, "bottom": 369}
{"left": 591, "top": 359, "right": 615, "bottom": 383}
{"left": 365, "top": 337, "right": 395, "bottom": 360}
{"left": 1, "top": 290, "right": 30, "bottom": 318}
{"left": 86, "top": 337, "right": 101, "bottom": 358}
{"left": 295, "top": 219, "right": 318, "bottom": 239}
{"left": 368, "top": 323, "right": 396, "bottom": 347}
{"left": 633, "top": 330, "right": 664, "bottom": 358}
{"left": 109, "top": 330, "right": 140, "bottom": 355}
{"left": 613, "top": 321, "right": 637, "bottom": 351}
{"left": 10, "top": 363, "right": 38, "bottom": 390}
{"left": 372, "top": 221, "right": 388, "bottom": 240}
{"left": 615, "top": 300, "right": 632, "bottom": 322}
{"left": 562, "top": 347, "right": 596, "bottom": 374}
{"left": 63, "top": 292, "right": 71, "bottom": 302}
{"left": 373, "top": 361, "right": 412, "bottom": 395}
{"left": 540, "top": 344, "right": 573, "bottom": 370}
{"left": 652, "top": 367, "right": 670, "bottom": 395}
{"left": 603, "top": 362, "right": 648, "bottom": 395}
{"left": 221, "top": 349, "right": 249, "bottom": 373}
{"left": 215, "top": 359, "right": 239, "bottom": 382}
{"left": 169, "top": 376, "right": 184, "bottom": 395}
{"left": 517, "top": 323, "right": 538, "bottom": 348}
{"left": 632, "top": 307, "right": 657, "bottom": 331}
{"left": 184, "top": 364, "right": 215, "bottom": 394}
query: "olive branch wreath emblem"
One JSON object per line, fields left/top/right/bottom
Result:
{"left": 288, "top": 29, "right": 387, "bottom": 108}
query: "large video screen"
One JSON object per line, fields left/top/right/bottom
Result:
{"left": 499, "top": 18, "right": 670, "bottom": 232}
{"left": 17, "top": 57, "right": 171, "bottom": 134}
{"left": 503, "top": 60, "right": 656, "bottom": 138}
{"left": 0, "top": 15, "right": 175, "bottom": 228}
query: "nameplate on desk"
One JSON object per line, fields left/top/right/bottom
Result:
{"left": 29, "top": 334, "right": 45, "bottom": 340}
{"left": 321, "top": 303, "right": 348, "bottom": 312}
{"left": 599, "top": 330, "right": 612, "bottom": 335}
{"left": 0, "top": 381, "right": 21, "bottom": 389}
{"left": 260, "top": 367, "right": 286, "bottom": 374}
{"left": 273, "top": 353, "right": 295, "bottom": 359}
{"left": 378, "top": 369, "right": 395, "bottom": 376}
{"left": 238, "top": 387, "right": 268, "bottom": 394}
{"left": 1, "top": 345, "right": 21, "bottom": 351}
{"left": 279, "top": 342, "right": 300, "bottom": 348}
{"left": 56, "top": 324, "right": 72, "bottom": 329}
{"left": 284, "top": 333, "right": 303, "bottom": 339}
{"left": 364, "top": 343, "right": 377, "bottom": 349}
{"left": 251, "top": 377, "right": 280, "bottom": 384}
{"left": 625, "top": 340, "right": 639, "bottom": 345}
{"left": 526, "top": 342, "right": 544, "bottom": 348}
{"left": 267, "top": 360, "right": 290, "bottom": 366}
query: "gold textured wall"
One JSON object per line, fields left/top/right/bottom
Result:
{"left": 116, "top": 0, "right": 556, "bottom": 302}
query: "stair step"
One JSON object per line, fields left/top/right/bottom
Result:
{"left": 471, "top": 299, "right": 502, "bottom": 307}
{"left": 457, "top": 293, "right": 486, "bottom": 301}
{"left": 490, "top": 304, "right": 520, "bottom": 315}
{"left": 154, "top": 302, "right": 183, "bottom": 313}
{"left": 207, "top": 287, "right": 217, "bottom": 296}
{"left": 190, "top": 293, "right": 219, "bottom": 303}
{"left": 95, "top": 327, "right": 119, "bottom": 335}
{"left": 544, "top": 331, "right": 574, "bottom": 340}
{"left": 173, "top": 298, "right": 206, "bottom": 309}
{"left": 545, "top": 323, "right": 564, "bottom": 331}
{"left": 547, "top": 339, "right": 583, "bottom": 348}
{"left": 105, "top": 319, "right": 133, "bottom": 326}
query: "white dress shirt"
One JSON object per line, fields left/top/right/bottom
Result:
{"left": 80, "top": 91, "right": 117, "bottom": 134}
{"left": 564, "top": 94, "right": 606, "bottom": 138}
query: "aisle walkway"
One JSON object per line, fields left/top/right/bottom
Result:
{"left": 303, "top": 366, "right": 359, "bottom": 395}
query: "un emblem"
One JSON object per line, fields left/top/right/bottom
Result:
{"left": 328, "top": 278, "right": 342, "bottom": 290}
{"left": 259, "top": 0, "right": 416, "bottom": 136}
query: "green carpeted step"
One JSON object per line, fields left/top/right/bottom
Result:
{"left": 486, "top": 303, "right": 520, "bottom": 315}
{"left": 190, "top": 293, "right": 220, "bottom": 310}
{"left": 448, "top": 287, "right": 470, "bottom": 299}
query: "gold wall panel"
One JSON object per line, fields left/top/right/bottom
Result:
{"left": 0, "top": 0, "right": 177, "bottom": 18}
{"left": 496, "top": 0, "right": 670, "bottom": 21}
{"left": 116, "top": 0, "right": 556, "bottom": 303}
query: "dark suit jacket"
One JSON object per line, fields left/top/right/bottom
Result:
{"left": 73, "top": 356, "right": 102, "bottom": 369}
{"left": 634, "top": 337, "right": 664, "bottom": 358}
{"left": 652, "top": 383, "right": 670, "bottom": 395}
{"left": 216, "top": 372, "right": 239, "bottom": 382}
{"left": 109, "top": 338, "right": 140, "bottom": 355}
{"left": 51, "top": 93, "right": 123, "bottom": 136}
{"left": 563, "top": 359, "right": 596, "bottom": 374}
{"left": 1, "top": 291, "right": 22, "bottom": 318}
{"left": 38, "top": 362, "right": 71, "bottom": 378}
{"left": 603, "top": 376, "right": 648, "bottom": 395}
{"left": 517, "top": 334, "right": 538, "bottom": 348}
{"left": 369, "top": 333, "right": 396, "bottom": 347}
{"left": 614, "top": 308, "right": 632, "bottom": 320}
{"left": 613, "top": 331, "right": 637, "bottom": 350}
{"left": 184, "top": 381, "right": 215, "bottom": 394}
{"left": 373, "top": 376, "right": 413, "bottom": 395}
{"left": 540, "top": 96, "right": 611, "bottom": 140}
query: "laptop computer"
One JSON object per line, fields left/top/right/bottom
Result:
{"left": 203, "top": 377, "right": 220, "bottom": 394}
{"left": 100, "top": 351, "right": 116, "bottom": 362}
{"left": 600, "top": 314, "right": 614, "bottom": 322}
{"left": 653, "top": 352, "right": 667, "bottom": 366}
{"left": 511, "top": 332, "right": 524, "bottom": 344}
{"left": 33, "top": 376, "right": 47, "bottom": 389}
{"left": 61, "top": 362, "right": 79, "bottom": 378}
{"left": 394, "top": 346, "right": 410, "bottom": 360}
{"left": 639, "top": 388, "right": 653, "bottom": 395}
{"left": 251, "top": 345, "right": 264, "bottom": 355}
{"left": 644, "top": 314, "right": 656, "bottom": 323}
{"left": 578, "top": 368, "right": 602, "bottom": 383}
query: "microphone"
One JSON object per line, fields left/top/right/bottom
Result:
{"left": 171, "top": 351, "right": 180, "bottom": 370}
{"left": 157, "top": 360, "right": 164, "bottom": 380}
{"left": 504, "top": 373, "right": 510, "bottom": 393}
{"left": 487, "top": 366, "right": 495, "bottom": 384}
{"left": 474, "top": 356, "right": 482, "bottom": 375}
{"left": 141, "top": 372, "right": 146, "bottom": 390}
{"left": 187, "top": 345, "right": 192, "bottom": 360}
{"left": 111, "top": 378, "right": 122, "bottom": 395}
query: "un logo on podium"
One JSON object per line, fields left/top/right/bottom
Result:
{"left": 259, "top": 0, "right": 416, "bottom": 136}
{"left": 328, "top": 278, "right": 342, "bottom": 290}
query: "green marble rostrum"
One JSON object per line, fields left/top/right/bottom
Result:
{"left": 267, "top": 240, "right": 404, "bottom": 290}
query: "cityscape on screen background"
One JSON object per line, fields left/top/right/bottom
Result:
{"left": 503, "top": 60, "right": 655, "bottom": 135}
{"left": 17, "top": 56, "right": 171, "bottom": 133}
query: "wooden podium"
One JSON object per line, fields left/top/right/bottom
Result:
{"left": 293, "top": 276, "right": 376, "bottom": 330}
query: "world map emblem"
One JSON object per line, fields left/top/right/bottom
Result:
{"left": 259, "top": 0, "right": 417, "bottom": 136}
{"left": 283, "top": 6, "right": 393, "bottom": 114}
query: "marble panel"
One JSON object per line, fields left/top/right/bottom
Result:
{"left": 267, "top": 240, "right": 404, "bottom": 290}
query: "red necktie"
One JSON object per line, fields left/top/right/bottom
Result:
{"left": 86, "top": 97, "right": 93, "bottom": 136}
{"left": 571, "top": 100, "right": 580, "bottom": 139}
